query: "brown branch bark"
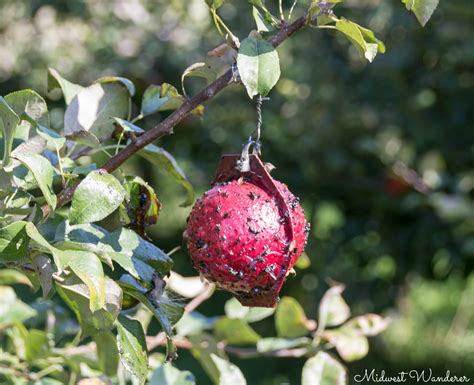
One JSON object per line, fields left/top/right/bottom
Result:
{"left": 41, "top": 15, "right": 307, "bottom": 217}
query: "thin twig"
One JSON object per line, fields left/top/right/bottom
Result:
{"left": 41, "top": 14, "right": 308, "bottom": 217}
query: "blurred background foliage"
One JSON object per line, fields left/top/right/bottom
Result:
{"left": 1, "top": 0, "right": 473, "bottom": 383}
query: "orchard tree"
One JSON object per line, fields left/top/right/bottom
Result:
{"left": 0, "top": 1, "right": 438, "bottom": 384}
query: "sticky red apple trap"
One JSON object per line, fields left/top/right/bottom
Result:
{"left": 184, "top": 154, "right": 308, "bottom": 307}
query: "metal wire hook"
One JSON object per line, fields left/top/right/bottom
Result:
{"left": 236, "top": 95, "right": 269, "bottom": 172}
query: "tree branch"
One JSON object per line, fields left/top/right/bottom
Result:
{"left": 42, "top": 14, "right": 307, "bottom": 217}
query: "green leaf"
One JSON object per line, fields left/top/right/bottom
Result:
{"left": 0, "top": 286, "right": 36, "bottom": 326}
{"left": 402, "top": 0, "right": 439, "bottom": 26}
{"left": 181, "top": 61, "right": 221, "bottom": 97}
{"left": 295, "top": 251, "right": 311, "bottom": 269}
{"left": 26, "top": 118, "right": 66, "bottom": 152}
{"left": 64, "top": 82, "right": 130, "bottom": 140}
{"left": 48, "top": 68, "right": 84, "bottom": 105}
{"left": 343, "top": 314, "right": 390, "bottom": 336}
{"left": 237, "top": 32, "right": 280, "bottom": 98}
{"left": 140, "top": 83, "right": 184, "bottom": 118}
{"left": 67, "top": 251, "right": 105, "bottom": 312}
{"left": 138, "top": 144, "right": 194, "bottom": 206}
{"left": 150, "top": 363, "right": 196, "bottom": 385}
{"left": 301, "top": 351, "right": 347, "bottom": 385}
{"left": 0, "top": 97, "right": 20, "bottom": 166}
{"left": 211, "top": 354, "right": 247, "bottom": 385}
{"left": 55, "top": 222, "right": 171, "bottom": 281}
{"left": 176, "top": 312, "right": 217, "bottom": 337}
{"left": 11, "top": 151, "right": 57, "bottom": 210}
{"left": 94, "top": 331, "right": 119, "bottom": 376}
{"left": 275, "top": 297, "right": 312, "bottom": 338}
{"left": 25, "top": 222, "right": 71, "bottom": 271}
{"left": 335, "top": 18, "right": 385, "bottom": 62}
{"left": 0, "top": 222, "right": 29, "bottom": 261}
{"left": 252, "top": 6, "right": 274, "bottom": 33}
{"left": 0, "top": 269, "right": 32, "bottom": 287}
{"left": 116, "top": 314, "right": 148, "bottom": 385}
{"left": 4, "top": 89, "right": 50, "bottom": 128}
{"left": 318, "top": 284, "right": 350, "bottom": 329}
{"left": 56, "top": 275, "right": 122, "bottom": 337}
{"left": 249, "top": 0, "right": 279, "bottom": 26}
{"left": 188, "top": 334, "right": 224, "bottom": 384}
{"left": 214, "top": 317, "right": 261, "bottom": 345}
{"left": 224, "top": 297, "right": 275, "bottom": 323}
{"left": 69, "top": 170, "right": 126, "bottom": 224}
{"left": 257, "top": 337, "right": 311, "bottom": 353}
{"left": 65, "top": 130, "right": 101, "bottom": 148}
{"left": 100, "top": 227, "right": 173, "bottom": 277}
{"left": 322, "top": 329, "right": 369, "bottom": 362}
{"left": 113, "top": 117, "right": 145, "bottom": 134}
{"left": 95, "top": 76, "right": 136, "bottom": 96}
{"left": 16, "top": 325, "right": 50, "bottom": 362}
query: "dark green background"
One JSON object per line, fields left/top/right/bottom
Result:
{"left": 1, "top": 0, "right": 473, "bottom": 383}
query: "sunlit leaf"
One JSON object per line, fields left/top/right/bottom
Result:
{"left": 343, "top": 314, "right": 390, "bottom": 336}
{"left": 318, "top": 284, "right": 350, "bottom": 329}
{"left": 48, "top": 68, "right": 84, "bottom": 105}
{"left": 0, "top": 97, "right": 20, "bottom": 166}
{"left": 301, "top": 351, "right": 347, "bottom": 385}
{"left": 95, "top": 76, "right": 136, "bottom": 96}
{"left": 295, "top": 252, "right": 311, "bottom": 269}
{"left": 335, "top": 18, "right": 385, "bottom": 62}
{"left": 11, "top": 151, "right": 57, "bottom": 210}
{"left": 237, "top": 32, "right": 280, "bottom": 98}
{"left": 140, "top": 83, "right": 184, "bottom": 118}
{"left": 252, "top": 6, "right": 274, "bottom": 32}
{"left": 69, "top": 170, "right": 126, "bottom": 224}
{"left": 257, "top": 337, "right": 311, "bottom": 353}
{"left": 150, "top": 363, "right": 196, "bottom": 385}
{"left": 25, "top": 222, "right": 71, "bottom": 270}
{"left": 64, "top": 82, "right": 130, "bottom": 140}
{"left": 4, "top": 89, "right": 49, "bottom": 129}
{"left": 100, "top": 227, "right": 173, "bottom": 276}
{"left": 113, "top": 117, "right": 145, "bottom": 134}
{"left": 176, "top": 312, "right": 217, "bottom": 337}
{"left": 181, "top": 61, "right": 222, "bottom": 97}
{"left": 322, "top": 329, "right": 369, "bottom": 362}
{"left": 56, "top": 275, "right": 122, "bottom": 337}
{"left": 188, "top": 334, "right": 224, "bottom": 384}
{"left": 116, "top": 314, "right": 148, "bottom": 385}
{"left": 0, "top": 286, "right": 36, "bottom": 326}
{"left": 0, "top": 269, "right": 32, "bottom": 287}
{"left": 401, "top": 0, "right": 439, "bottom": 26}
{"left": 67, "top": 250, "right": 105, "bottom": 312}
{"left": 214, "top": 317, "right": 261, "bottom": 345}
{"left": 211, "top": 354, "right": 247, "bottom": 385}
{"left": 224, "top": 297, "right": 275, "bottom": 323}
{"left": 275, "top": 297, "right": 313, "bottom": 338}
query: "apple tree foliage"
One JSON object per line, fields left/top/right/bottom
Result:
{"left": 0, "top": 0, "right": 438, "bottom": 384}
